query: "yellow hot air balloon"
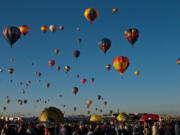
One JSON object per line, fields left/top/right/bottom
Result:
{"left": 19, "top": 25, "right": 30, "bottom": 35}
{"left": 84, "top": 8, "right": 98, "bottom": 23}
{"left": 134, "top": 70, "right": 139, "bottom": 76}
{"left": 65, "top": 66, "right": 70, "bottom": 72}
{"left": 41, "top": 26, "right": 48, "bottom": 33}
{"left": 87, "top": 100, "right": 92, "bottom": 105}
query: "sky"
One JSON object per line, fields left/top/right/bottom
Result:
{"left": 0, "top": 0, "right": 180, "bottom": 116}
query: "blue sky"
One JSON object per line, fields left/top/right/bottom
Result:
{"left": 0, "top": 0, "right": 180, "bottom": 116}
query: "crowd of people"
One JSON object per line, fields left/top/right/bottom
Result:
{"left": 0, "top": 120, "right": 180, "bottom": 135}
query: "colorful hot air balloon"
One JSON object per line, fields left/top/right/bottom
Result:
{"left": 8, "top": 68, "right": 14, "bottom": 74}
{"left": 54, "top": 49, "right": 59, "bottom": 54}
{"left": 19, "top": 25, "right": 30, "bottom": 35}
{"left": 59, "top": 25, "right": 64, "bottom": 30}
{"left": 72, "top": 87, "right": 78, "bottom": 95}
{"left": 77, "top": 38, "right": 82, "bottom": 43}
{"left": 22, "top": 90, "right": 25, "bottom": 94}
{"left": 3, "top": 26, "right": 21, "bottom": 48}
{"left": 134, "top": 70, "right": 140, "bottom": 76}
{"left": 81, "top": 78, "right": 87, "bottom": 84}
{"left": 41, "top": 26, "right": 48, "bottom": 33}
{"left": 46, "top": 83, "right": 50, "bottom": 88}
{"left": 98, "top": 38, "right": 111, "bottom": 54}
{"left": 49, "top": 25, "right": 57, "bottom": 32}
{"left": 73, "top": 50, "right": 80, "bottom": 58}
{"left": 84, "top": 8, "right": 98, "bottom": 23}
{"left": 177, "top": 59, "right": 180, "bottom": 65}
{"left": 87, "top": 100, "right": 92, "bottom": 105}
{"left": 125, "top": 28, "right": 139, "bottom": 47}
{"left": 113, "top": 56, "right": 130, "bottom": 76}
{"left": 65, "top": 66, "right": 70, "bottom": 72}
{"left": 57, "top": 66, "right": 61, "bottom": 71}
{"left": 87, "top": 110, "right": 91, "bottom": 114}
{"left": 112, "top": 8, "right": 118, "bottom": 13}
{"left": 48, "top": 60, "right": 55, "bottom": 67}
{"left": 36, "top": 72, "right": 42, "bottom": 77}
{"left": 106, "top": 64, "right": 111, "bottom": 71}
{"left": 6, "top": 99, "right": 10, "bottom": 104}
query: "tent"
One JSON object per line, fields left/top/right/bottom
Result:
{"left": 139, "top": 114, "right": 159, "bottom": 121}
{"left": 90, "top": 114, "right": 103, "bottom": 122}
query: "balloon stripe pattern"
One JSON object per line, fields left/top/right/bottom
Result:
{"left": 84, "top": 8, "right": 98, "bottom": 23}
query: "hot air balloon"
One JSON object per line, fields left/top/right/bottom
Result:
{"left": 24, "top": 100, "right": 27, "bottom": 104}
{"left": 104, "top": 101, "right": 107, "bottom": 105}
{"left": 97, "top": 95, "right": 101, "bottom": 100}
{"left": 3, "top": 26, "right": 21, "bottom": 48}
{"left": 86, "top": 104, "right": 90, "bottom": 108}
{"left": 41, "top": 26, "right": 48, "bottom": 33}
{"left": 73, "top": 107, "right": 76, "bottom": 111}
{"left": 32, "top": 62, "right": 34, "bottom": 66}
{"left": 95, "top": 108, "right": 98, "bottom": 111}
{"left": 65, "top": 66, "right": 70, "bottom": 72}
{"left": 134, "top": 70, "right": 140, "bottom": 76}
{"left": 19, "top": 25, "right": 30, "bottom": 35}
{"left": 18, "top": 100, "right": 23, "bottom": 105}
{"left": 10, "top": 58, "right": 14, "bottom": 62}
{"left": 54, "top": 49, "right": 59, "bottom": 54}
{"left": 6, "top": 99, "right": 10, "bottom": 104}
{"left": 3, "top": 106, "right": 6, "bottom": 111}
{"left": 77, "top": 38, "right": 82, "bottom": 43}
{"left": 27, "top": 80, "right": 31, "bottom": 84}
{"left": 109, "top": 110, "right": 113, "bottom": 114}
{"left": 87, "top": 100, "right": 92, "bottom": 105}
{"left": 106, "top": 64, "right": 111, "bottom": 71}
{"left": 57, "top": 66, "right": 61, "bottom": 71}
{"left": 84, "top": 8, "right": 98, "bottom": 23}
{"left": 87, "top": 110, "right": 91, "bottom": 114}
{"left": 73, "top": 50, "right": 80, "bottom": 58}
{"left": 59, "top": 25, "right": 64, "bottom": 30}
{"left": 59, "top": 94, "right": 62, "bottom": 98}
{"left": 36, "top": 72, "right": 42, "bottom": 77}
{"left": 76, "top": 28, "right": 80, "bottom": 31}
{"left": 19, "top": 81, "right": 23, "bottom": 86}
{"left": 90, "top": 78, "right": 95, "bottom": 83}
{"left": 49, "top": 25, "right": 57, "bottom": 32}
{"left": 0, "top": 69, "right": 3, "bottom": 72}
{"left": 177, "top": 59, "right": 180, "bottom": 65}
{"left": 46, "top": 83, "right": 50, "bottom": 88}
{"left": 76, "top": 74, "right": 80, "bottom": 78}
{"left": 48, "top": 60, "right": 55, "bottom": 67}
{"left": 112, "top": 8, "right": 118, "bottom": 13}
{"left": 81, "top": 78, "right": 87, "bottom": 84}
{"left": 22, "top": 90, "right": 25, "bottom": 94}
{"left": 98, "top": 38, "right": 111, "bottom": 54}
{"left": 8, "top": 68, "right": 14, "bottom": 74}
{"left": 113, "top": 56, "right": 130, "bottom": 76}
{"left": 72, "top": 87, "right": 78, "bottom": 95}
{"left": 125, "top": 28, "right": 139, "bottom": 47}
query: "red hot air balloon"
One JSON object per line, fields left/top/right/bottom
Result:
{"left": 46, "top": 83, "right": 50, "bottom": 88}
{"left": 48, "top": 60, "right": 55, "bottom": 67}
{"left": 125, "top": 28, "right": 139, "bottom": 47}
{"left": 36, "top": 72, "right": 42, "bottom": 77}
{"left": 177, "top": 59, "right": 180, "bottom": 65}
{"left": 104, "top": 101, "right": 107, "bottom": 105}
{"left": 72, "top": 87, "right": 78, "bottom": 95}
{"left": 81, "top": 78, "right": 87, "bottom": 84}
{"left": 106, "top": 64, "right": 111, "bottom": 71}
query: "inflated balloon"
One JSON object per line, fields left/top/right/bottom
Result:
{"left": 10, "top": 58, "right": 14, "bottom": 62}
{"left": 87, "top": 100, "right": 92, "bottom": 105}
{"left": 46, "top": 83, "right": 50, "bottom": 88}
{"left": 134, "top": 70, "right": 140, "bottom": 76}
{"left": 32, "top": 62, "right": 34, "bottom": 66}
{"left": 177, "top": 59, "right": 180, "bottom": 65}
{"left": 3, "top": 26, "right": 21, "bottom": 48}
{"left": 87, "top": 110, "right": 91, "bottom": 114}
{"left": 22, "top": 90, "right": 25, "bottom": 94}
{"left": 48, "top": 60, "right": 55, "bottom": 67}
{"left": 95, "top": 108, "right": 98, "bottom": 111}
{"left": 104, "top": 101, "right": 107, "bottom": 105}
{"left": 106, "top": 64, "right": 111, "bottom": 71}
{"left": 49, "top": 25, "right": 57, "bottom": 32}
{"left": 27, "top": 80, "right": 31, "bottom": 84}
{"left": 100, "top": 109, "right": 103, "bottom": 113}
{"left": 84, "top": 8, "right": 98, "bottom": 23}
{"left": 19, "top": 25, "right": 30, "bottom": 35}
{"left": 57, "top": 66, "right": 61, "bottom": 71}
{"left": 18, "top": 100, "right": 23, "bottom": 105}
{"left": 41, "top": 26, "right": 48, "bottom": 33}
{"left": 113, "top": 56, "right": 130, "bottom": 76}
{"left": 24, "top": 100, "right": 27, "bottom": 104}
{"left": 54, "top": 49, "right": 59, "bottom": 54}
{"left": 73, "top": 107, "right": 76, "bottom": 111}
{"left": 59, "top": 94, "right": 62, "bottom": 98}
{"left": 90, "top": 78, "right": 95, "bottom": 83}
{"left": 97, "top": 95, "right": 101, "bottom": 100}
{"left": 98, "top": 38, "right": 111, "bottom": 54}
{"left": 109, "top": 110, "right": 113, "bottom": 114}
{"left": 59, "top": 25, "right": 64, "bottom": 30}
{"left": 3, "top": 106, "right": 6, "bottom": 111}
{"left": 6, "top": 99, "right": 10, "bottom": 104}
{"left": 72, "top": 87, "right": 78, "bottom": 95}
{"left": 73, "top": 50, "right": 80, "bottom": 58}
{"left": 65, "top": 66, "right": 70, "bottom": 72}
{"left": 86, "top": 104, "right": 90, "bottom": 108}
{"left": 76, "top": 74, "right": 80, "bottom": 78}
{"left": 36, "top": 72, "right": 42, "bottom": 77}
{"left": 81, "top": 78, "right": 87, "bottom": 84}
{"left": 76, "top": 28, "right": 80, "bottom": 31}
{"left": 125, "top": 28, "right": 139, "bottom": 47}
{"left": 0, "top": 69, "right": 3, "bottom": 72}
{"left": 77, "top": 38, "right": 82, "bottom": 43}
{"left": 8, "top": 68, "right": 14, "bottom": 74}
{"left": 19, "top": 81, "right": 23, "bottom": 86}
{"left": 112, "top": 8, "right": 118, "bottom": 13}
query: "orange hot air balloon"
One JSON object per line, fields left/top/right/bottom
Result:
{"left": 6, "top": 99, "right": 10, "bottom": 104}
{"left": 41, "top": 26, "right": 48, "bottom": 33}
{"left": 87, "top": 100, "right": 92, "bottom": 105}
{"left": 19, "top": 25, "right": 30, "bottom": 35}
{"left": 177, "top": 59, "right": 180, "bottom": 65}
{"left": 104, "top": 101, "right": 107, "bottom": 105}
{"left": 48, "top": 60, "right": 55, "bottom": 67}
{"left": 57, "top": 66, "right": 61, "bottom": 71}
{"left": 113, "top": 56, "right": 130, "bottom": 76}
{"left": 54, "top": 49, "right": 59, "bottom": 54}
{"left": 46, "top": 83, "right": 50, "bottom": 88}
{"left": 112, "top": 8, "right": 118, "bottom": 13}
{"left": 134, "top": 70, "right": 140, "bottom": 76}
{"left": 59, "top": 25, "right": 64, "bottom": 30}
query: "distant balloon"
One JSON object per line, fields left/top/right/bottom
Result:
{"left": 8, "top": 68, "right": 14, "bottom": 74}
{"left": 49, "top": 25, "right": 57, "bottom": 32}
{"left": 177, "top": 59, "right": 180, "bottom": 65}
{"left": 36, "top": 72, "right": 42, "bottom": 77}
{"left": 125, "top": 28, "right": 139, "bottom": 47}
{"left": 72, "top": 87, "right": 78, "bottom": 95}
{"left": 73, "top": 107, "right": 77, "bottom": 111}
{"left": 6, "top": 99, "right": 10, "bottom": 104}
{"left": 113, "top": 56, "right": 130, "bottom": 76}
{"left": 46, "top": 83, "right": 50, "bottom": 88}
{"left": 87, "top": 100, "right": 92, "bottom": 105}
{"left": 24, "top": 100, "right": 27, "bottom": 104}
{"left": 19, "top": 81, "right": 23, "bottom": 86}
{"left": 81, "top": 78, "right": 87, "bottom": 84}
{"left": 77, "top": 38, "right": 82, "bottom": 43}
{"left": 112, "top": 8, "right": 118, "bottom": 13}
{"left": 76, "top": 74, "right": 80, "bottom": 78}
{"left": 0, "top": 69, "right": 3, "bottom": 72}
{"left": 41, "top": 26, "right": 48, "bottom": 33}
{"left": 22, "top": 90, "right": 25, "bottom": 94}
{"left": 87, "top": 110, "right": 91, "bottom": 114}
{"left": 90, "top": 78, "right": 95, "bottom": 83}
{"left": 134, "top": 70, "right": 140, "bottom": 76}
{"left": 84, "top": 8, "right": 98, "bottom": 23}
{"left": 3, "top": 106, "right": 7, "bottom": 111}
{"left": 97, "top": 95, "right": 101, "bottom": 100}
{"left": 106, "top": 64, "right": 111, "bottom": 71}
{"left": 54, "top": 49, "right": 59, "bottom": 54}
{"left": 19, "top": 25, "right": 30, "bottom": 35}
{"left": 65, "top": 66, "right": 70, "bottom": 72}
{"left": 73, "top": 50, "right": 80, "bottom": 58}
{"left": 98, "top": 38, "right": 111, "bottom": 54}
{"left": 86, "top": 104, "right": 90, "bottom": 108}
{"left": 57, "top": 66, "right": 61, "bottom": 71}
{"left": 10, "top": 58, "right": 14, "bottom": 62}
{"left": 48, "top": 60, "right": 55, "bottom": 67}
{"left": 59, "top": 25, "right": 64, "bottom": 30}
{"left": 76, "top": 28, "right": 80, "bottom": 31}
{"left": 104, "top": 101, "right": 107, "bottom": 105}
{"left": 3, "top": 26, "right": 21, "bottom": 48}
